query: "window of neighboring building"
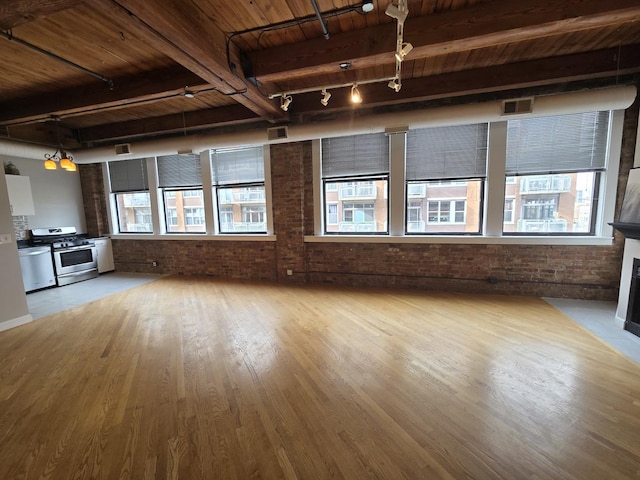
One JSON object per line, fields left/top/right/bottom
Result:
{"left": 212, "top": 146, "right": 267, "bottom": 233}
{"left": 504, "top": 111, "right": 609, "bottom": 235}
{"left": 321, "top": 133, "right": 389, "bottom": 234}
{"left": 405, "top": 123, "right": 487, "bottom": 234}
{"left": 108, "top": 158, "right": 152, "bottom": 233}
{"left": 157, "top": 154, "right": 204, "bottom": 233}
{"left": 504, "top": 198, "right": 515, "bottom": 224}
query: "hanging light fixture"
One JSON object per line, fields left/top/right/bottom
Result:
{"left": 280, "top": 94, "right": 293, "bottom": 111}
{"left": 350, "top": 84, "right": 362, "bottom": 104}
{"left": 43, "top": 148, "right": 77, "bottom": 172}
{"left": 320, "top": 88, "right": 331, "bottom": 106}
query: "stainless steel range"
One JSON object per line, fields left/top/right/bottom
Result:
{"left": 30, "top": 227, "right": 99, "bottom": 286}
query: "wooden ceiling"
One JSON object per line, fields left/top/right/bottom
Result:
{"left": 1, "top": 0, "right": 640, "bottom": 149}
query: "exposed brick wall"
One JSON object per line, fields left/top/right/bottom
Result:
{"left": 79, "top": 79, "right": 640, "bottom": 300}
{"left": 79, "top": 163, "right": 109, "bottom": 237}
{"left": 111, "top": 239, "right": 277, "bottom": 281}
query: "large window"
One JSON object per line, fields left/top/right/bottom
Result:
{"left": 504, "top": 111, "right": 609, "bottom": 234}
{"left": 405, "top": 124, "right": 487, "bottom": 234}
{"left": 212, "top": 146, "right": 267, "bottom": 233}
{"left": 322, "top": 133, "right": 389, "bottom": 233}
{"left": 108, "top": 158, "right": 152, "bottom": 233}
{"left": 157, "top": 154, "right": 205, "bottom": 233}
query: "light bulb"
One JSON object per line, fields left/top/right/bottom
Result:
{"left": 350, "top": 85, "right": 362, "bottom": 104}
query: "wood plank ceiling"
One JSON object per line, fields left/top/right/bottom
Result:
{"left": 1, "top": 0, "right": 639, "bottom": 149}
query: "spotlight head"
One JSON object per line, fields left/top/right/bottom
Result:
{"left": 350, "top": 84, "right": 362, "bottom": 104}
{"left": 395, "top": 42, "right": 414, "bottom": 62}
{"left": 280, "top": 94, "right": 292, "bottom": 111}
{"left": 385, "top": 3, "right": 408, "bottom": 23}
{"left": 388, "top": 78, "right": 402, "bottom": 92}
{"left": 320, "top": 89, "right": 331, "bottom": 107}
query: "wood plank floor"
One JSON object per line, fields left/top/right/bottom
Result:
{"left": 1, "top": 276, "right": 639, "bottom": 480}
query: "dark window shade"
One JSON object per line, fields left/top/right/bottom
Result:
{"left": 505, "top": 111, "right": 610, "bottom": 175}
{"left": 321, "top": 133, "right": 389, "bottom": 179}
{"left": 108, "top": 158, "right": 149, "bottom": 192}
{"left": 211, "top": 146, "right": 264, "bottom": 185}
{"left": 406, "top": 123, "right": 488, "bottom": 181}
{"left": 157, "top": 154, "right": 202, "bottom": 187}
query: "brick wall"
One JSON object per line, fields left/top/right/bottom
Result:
{"left": 80, "top": 82, "right": 639, "bottom": 300}
{"left": 79, "top": 163, "right": 110, "bottom": 237}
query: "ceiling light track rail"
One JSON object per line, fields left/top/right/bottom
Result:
{"left": 1, "top": 29, "right": 114, "bottom": 90}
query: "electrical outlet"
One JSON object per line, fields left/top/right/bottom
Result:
{"left": 152, "top": 261, "right": 158, "bottom": 267}
{"left": 0, "top": 233, "right": 12, "bottom": 244}
{"left": 286, "top": 269, "right": 293, "bottom": 276}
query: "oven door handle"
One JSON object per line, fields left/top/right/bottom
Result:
{"left": 55, "top": 245, "right": 95, "bottom": 253}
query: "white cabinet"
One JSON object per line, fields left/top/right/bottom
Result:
{"left": 5, "top": 175, "right": 35, "bottom": 216}
{"left": 95, "top": 237, "right": 115, "bottom": 273}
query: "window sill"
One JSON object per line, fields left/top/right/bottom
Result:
{"left": 110, "top": 233, "right": 277, "bottom": 242}
{"left": 303, "top": 235, "right": 614, "bottom": 246}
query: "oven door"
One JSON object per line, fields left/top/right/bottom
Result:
{"left": 53, "top": 245, "right": 98, "bottom": 276}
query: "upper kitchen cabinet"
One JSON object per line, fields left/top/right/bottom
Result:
{"left": 5, "top": 175, "right": 35, "bottom": 216}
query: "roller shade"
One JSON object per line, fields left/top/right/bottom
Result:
{"left": 406, "top": 124, "right": 488, "bottom": 181}
{"left": 321, "top": 133, "right": 389, "bottom": 179}
{"left": 157, "top": 154, "right": 202, "bottom": 187}
{"left": 211, "top": 146, "right": 264, "bottom": 185}
{"left": 505, "top": 111, "right": 610, "bottom": 175}
{"left": 108, "top": 158, "right": 148, "bottom": 193}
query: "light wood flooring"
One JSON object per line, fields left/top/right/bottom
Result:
{"left": 1, "top": 276, "right": 639, "bottom": 479}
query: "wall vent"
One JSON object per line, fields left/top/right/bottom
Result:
{"left": 267, "top": 126, "right": 288, "bottom": 141}
{"left": 501, "top": 98, "right": 534, "bottom": 116}
{"left": 114, "top": 143, "right": 131, "bottom": 155}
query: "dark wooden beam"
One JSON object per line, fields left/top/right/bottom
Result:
{"left": 78, "top": 105, "right": 259, "bottom": 144}
{"left": 247, "top": 0, "right": 640, "bottom": 84}
{"left": 101, "top": 0, "right": 286, "bottom": 122}
{"left": 0, "top": 65, "right": 207, "bottom": 125}
{"left": 289, "top": 45, "right": 640, "bottom": 113}
{"left": 0, "top": 0, "right": 82, "bottom": 29}
{"left": 0, "top": 122, "right": 80, "bottom": 149}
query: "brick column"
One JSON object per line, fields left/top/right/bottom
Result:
{"left": 79, "top": 163, "right": 110, "bottom": 237}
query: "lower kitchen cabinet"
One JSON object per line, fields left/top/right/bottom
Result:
{"left": 95, "top": 237, "right": 114, "bottom": 273}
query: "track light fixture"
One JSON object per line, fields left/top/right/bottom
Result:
{"left": 280, "top": 94, "right": 292, "bottom": 111}
{"left": 350, "top": 84, "right": 362, "bottom": 104}
{"left": 385, "top": 2, "right": 408, "bottom": 24}
{"left": 320, "top": 88, "right": 331, "bottom": 106}
{"left": 388, "top": 78, "right": 402, "bottom": 92}
{"left": 394, "top": 42, "right": 413, "bottom": 62}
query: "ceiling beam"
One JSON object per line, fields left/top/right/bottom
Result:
{"left": 101, "top": 0, "right": 286, "bottom": 122}
{"left": 247, "top": 0, "right": 640, "bottom": 84}
{"left": 0, "top": 65, "right": 208, "bottom": 125}
{"left": 0, "top": 0, "right": 82, "bottom": 29}
{"left": 289, "top": 45, "right": 640, "bottom": 113}
{"left": 0, "top": 122, "right": 81, "bottom": 149}
{"left": 78, "top": 105, "right": 259, "bottom": 144}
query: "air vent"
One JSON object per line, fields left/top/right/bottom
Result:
{"left": 267, "top": 126, "right": 288, "bottom": 141}
{"left": 114, "top": 143, "right": 131, "bottom": 155}
{"left": 501, "top": 98, "right": 533, "bottom": 115}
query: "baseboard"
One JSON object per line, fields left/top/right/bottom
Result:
{"left": 0, "top": 314, "right": 33, "bottom": 332}
{"left": 614, "top": 314, "right": 626, "bottom": 329}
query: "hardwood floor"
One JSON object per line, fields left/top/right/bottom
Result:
{"left": 1, "top": 276, "right": 639, "bottom": 480}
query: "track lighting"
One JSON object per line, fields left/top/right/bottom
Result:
{"left": 280, "top": 94, "right": 292, "bottom": 111}
{"left": 385, "top": 2, "right": 408, "bottom": 24}
{"left": 320, "top": 89, "right": 331, "bottom": 106}
{"left": 350, "top": 84, "right": 362, "bottom": 104}
{"left": 394, "top": 42, "right": 413, "bottom": 62}
{"left": 388, "top": 78, "right": 402, "bottom": 92}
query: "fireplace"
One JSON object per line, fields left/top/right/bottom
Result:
{"left": 625, "top": 258, "right": 640, "bottom": 337}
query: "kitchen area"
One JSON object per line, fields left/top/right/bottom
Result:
{"left": 1, "top": 147, "right": 117, "bottom": 331}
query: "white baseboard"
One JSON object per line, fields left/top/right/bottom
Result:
{"left": 0, "top": 314, "right": 33, "bottom": 332}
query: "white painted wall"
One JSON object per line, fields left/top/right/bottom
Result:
{"left": 3, "top": 155, "right": 86, "bottom": 233}
{"left": 0, "top": 168, "right": 31, "bottom": 330}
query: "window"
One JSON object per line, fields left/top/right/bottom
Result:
{"left": 504, "top": 198, "right": 515, "bottom": 224}
{"left": 407, "top": 200, "right": 423, "bottom": 232}
{"left": 212, "top": 146, "right": 267, "bottom": 233}
{"left": 405, "top": 124, "right": 487, "bottom": 234}
{"left": 157, "top": 154, "right": 205, "bottom": 233}
{"left": 108, "top": 158, "right": 152, "bottom": 233}
{"left": 322, "top": 133, "right": 389, "bottom": 234}
{"left": 504, "top": 111, "right": 609, "bottom": 234}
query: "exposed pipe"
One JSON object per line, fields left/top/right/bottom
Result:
{"left": 309, "top": 0, "right": 330, "bottom": 40}
{"left": 1, "top": 29, "right": 114, "bottom": 90}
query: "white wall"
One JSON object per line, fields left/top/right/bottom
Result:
{"left": 3, "top": 155, "right": 86, "bottom": 233}
{"left": 0, "top": 168, "right": 31, "bottom": 330}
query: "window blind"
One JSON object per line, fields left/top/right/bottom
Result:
{"left": 157, "top": 154, "right": 202, "bottom": 187}
{"left": 108, "top": 158, "right": 149, "bottom": 192}
{"left": 321, "top": 133, "right": 389, "bottom": 179}
{"left": 405, "top": 123, "right": 488, "bottom": 181}
{"left": 211, "top": 146, "right": 264, "bottom": 185}
{"left": 505, "top": 111, "right": 610, "bottom": 175}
